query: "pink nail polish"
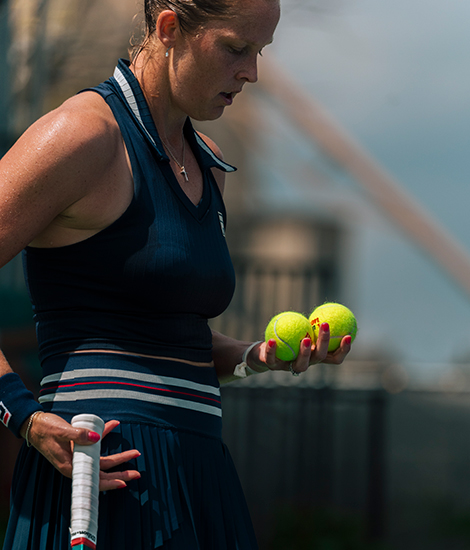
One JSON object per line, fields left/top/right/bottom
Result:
{"left": 344, "top": 335, "right": 352, "bottom": 346}
{"left": 321, "top": 323, "right": 330, "bottom": 332}
{"left": 88, "top": 431, "right": 101, "bottom": 443}
{"left": 303, "top": 337, "right": 311, "bottom": 348}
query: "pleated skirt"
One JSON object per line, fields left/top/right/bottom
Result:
{"left": 3, "top": 352, "right": 258, "bottom": 550}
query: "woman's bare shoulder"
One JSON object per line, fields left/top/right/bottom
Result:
{"left": 0, "top": 92, "right": 124, "bottom": 263}
{"left": 36, "top": 92, "right": 120, "bottom": 152}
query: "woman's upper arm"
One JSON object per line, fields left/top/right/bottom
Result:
{"left": 0, "top": 94, "right": 116, "bottom": 266}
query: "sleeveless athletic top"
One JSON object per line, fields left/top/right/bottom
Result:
{"left": 22, "top": 59, "right": 237, "bottom": 364}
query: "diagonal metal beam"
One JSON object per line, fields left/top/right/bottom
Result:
{"left": 257, "top": 55, "right": 470, "bottom": 299}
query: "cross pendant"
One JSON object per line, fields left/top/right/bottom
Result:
{"left": 180, "top": 167, "right": 189, "bottom": 182}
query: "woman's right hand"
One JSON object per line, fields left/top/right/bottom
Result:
{"left": 21, "top": 412, "right": 141, "bottom": 491}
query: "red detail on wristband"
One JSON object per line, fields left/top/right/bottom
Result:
{"left": 0, "top": 401, "right": 11, "bottom": 427}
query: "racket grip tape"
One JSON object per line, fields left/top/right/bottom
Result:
{"left": 70, "top": 414, "right": 105, "bottom": 550}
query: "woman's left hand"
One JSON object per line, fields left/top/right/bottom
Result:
{"left": 255, "top": 322, "right": 352, "bottom": 375}
{"left": 98, "top": 420, "right": 141, "bottom": 491}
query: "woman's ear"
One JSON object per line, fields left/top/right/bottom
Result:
{"left": 155, "top": 9, "right": 180, "bottom": 50}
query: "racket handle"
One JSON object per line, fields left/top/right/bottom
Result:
{"left": 70, "top": 414, "right": 105, "bottom": 550}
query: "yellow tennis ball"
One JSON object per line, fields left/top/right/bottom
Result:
{"left": 265, "top": 311, "right": 314, "bottom": 362}
{"left": 309, "top": 302, "right": 357, "bottom": 352}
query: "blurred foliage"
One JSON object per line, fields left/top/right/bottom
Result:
{"left": 0, "top": 288, "right": 34, "bottom": 329}
{"left": 6, "top": 0, "right": 139, "bottom": 133}
{"left": 432, "top": 500, "right": 470, "bottom": 543}
{"left": 268, "top": 504, "right": 390, "bottom": 550}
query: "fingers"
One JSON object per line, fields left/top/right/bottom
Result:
{"left": 71, "top": 419, "right": 120, "bottom": 447}
{"left": 99, "top": 469, "right": 141, "bottom": 492}
{"left": 263, "top": 338, "right": 277, "bottom": 364}
{"left": 102, "top": 420, "right": 120, "bottom": 438}
{"left": 311, "top": 323, "right": 330, "bottom": 362}
{"left": 263, "top": 336, "right": 314, "bottom": 374}
{"left": 28, "top": 413, "right": 142, "bottom": 491}
{"left": 323, "top": 334, "right": 352, "bottom": 365}
{"left": 99, "top": 449, "right": 141, "bottom": 492}
{"left": 261, "top": 339, "right": 293, "bottom": 372}
{"left": 69, "top": 427, "right": 101, "bottom": 445}
{"left": 91, "top": 421, "right": 142, "bottom": 491}
{"left": 290, "top": 336, "right": 313, "bottom": 374}
{"left": 68, "top": 419, "right": 120, "bottom": 448}
{"left": 100, "top": 450, "right": 141, "bottom": 471}
{"left": 290, "top": 323, "right": 353, "bottom": 372}
{"left": 258, "top": 322, "right": 352, "bottom": 375}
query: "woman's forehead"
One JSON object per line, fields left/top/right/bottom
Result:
{"left": 203, "top": 0, "right": 280, "bottom": 40}
{"left": 229, "top": 0, "right": 280, "bottom": 17}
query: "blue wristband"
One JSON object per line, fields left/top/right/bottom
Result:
{"left": 0, "top": 372, "right": 43, "bottom": 438}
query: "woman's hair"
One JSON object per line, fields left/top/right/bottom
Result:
{"left": 130, "top": 0, "right": 234, "bottom": 59}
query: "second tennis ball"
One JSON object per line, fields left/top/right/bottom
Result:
{"left": 265, "top": 311, "right": 313, "bottom": 362}
{"left": 309, "top": 302, "right": 357, "bottom": 352}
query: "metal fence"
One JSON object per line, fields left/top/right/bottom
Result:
{"left": 220, "top": 369, "right": 388, "bottom": 549}
{"left": 220, "top": 363, "right": 470, "bottom": 550}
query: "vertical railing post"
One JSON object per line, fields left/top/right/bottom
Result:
{"left": 367, "top": 389, "right": 387, "bottom": 541}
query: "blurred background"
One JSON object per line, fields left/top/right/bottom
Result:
{"left": 2, "top": 0, "right": 470, "bottom": 548}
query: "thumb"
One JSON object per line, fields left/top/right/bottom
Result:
{"left": 70, "top": 427, "right": 101, "bottom": 445}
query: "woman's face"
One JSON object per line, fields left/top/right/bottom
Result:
{"left": 169, "top": 0, "right": 281, "bottom": 121}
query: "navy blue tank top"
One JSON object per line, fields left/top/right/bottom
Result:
{"left": 22, "top": 59, "right": 236, "bottom": 364}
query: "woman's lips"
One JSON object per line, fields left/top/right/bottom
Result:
{"left": 220, "top": 92, "right": 234, "bottom": 105}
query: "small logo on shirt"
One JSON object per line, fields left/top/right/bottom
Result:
{"left": 0, "top": 401, "right": 11, "bottom": 427}
{"left": 218, "top": 212, "right": 226, "bottom": 237}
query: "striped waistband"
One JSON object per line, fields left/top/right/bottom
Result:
{"left": 39, "top": 352, "right": 223, "bottom": 438}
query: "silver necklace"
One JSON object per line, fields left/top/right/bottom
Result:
{"left": 162, "top": 134, "right": 189, "bottom": 182}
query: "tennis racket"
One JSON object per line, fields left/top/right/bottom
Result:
{"left": 70, "top": 414, "right": 105, "bottom": 550}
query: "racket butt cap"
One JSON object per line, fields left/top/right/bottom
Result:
{"left": 71, "top": 537, "right": 96, "bottom": 550}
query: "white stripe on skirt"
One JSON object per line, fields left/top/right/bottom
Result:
{"left": 39, "top": 388, "right": 222, "bottom": 417}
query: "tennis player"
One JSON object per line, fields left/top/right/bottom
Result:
{"left": 0, "top": 0, "right": 351, "bottom": 548}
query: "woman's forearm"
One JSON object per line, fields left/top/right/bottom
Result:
{"left": 211, "top": 330, "right": 266, "bottom": 384}
{"left": 0, "top": 349, "right": 14, "bottom": 377}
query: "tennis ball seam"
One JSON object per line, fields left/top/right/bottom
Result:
{"left": 273, "top": 318, "right": 296, "bottom": 360}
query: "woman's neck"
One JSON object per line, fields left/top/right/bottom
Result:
{"left": 129, "top": 51, "right": 187, "bottom": 146}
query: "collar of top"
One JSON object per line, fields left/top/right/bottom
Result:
{"left": 112, "top": 59, "right": 236, "bottom": 174}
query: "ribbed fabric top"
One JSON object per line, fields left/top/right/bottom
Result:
{"left": 22, "top": 59, "right": 236, "bottom": 364}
